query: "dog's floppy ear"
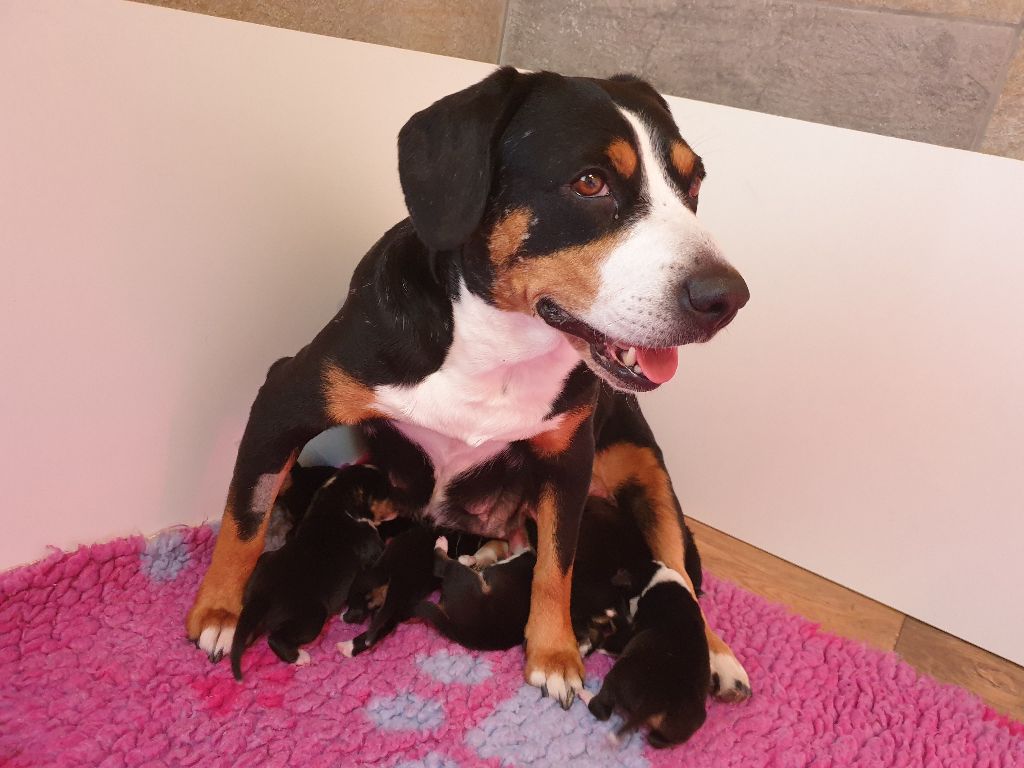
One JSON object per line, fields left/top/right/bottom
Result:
{"left": 608, "top": 73, "right": 672, "bottom": 114}
{"left": 398, "top": 66, "right": 527, "bottom": 252}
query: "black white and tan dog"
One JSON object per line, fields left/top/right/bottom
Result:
{"left": 187, "top": 67, "right": 751, "bottom": 708}
{"left": 228, "top": 465, "right": 386, "bottom": 679}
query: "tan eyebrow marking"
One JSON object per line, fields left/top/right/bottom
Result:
{"left": 670, "top": 140, "right": 697, "bottom": 178}
{"left": 606, "top": 138, "right": 638, "bottom": 179}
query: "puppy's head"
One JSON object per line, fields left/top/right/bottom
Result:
{"left": 399, "top": 68, "right": 748, "bottom": 392}
{"left": 313, "top": 464, "right": 390, "bottom": 521}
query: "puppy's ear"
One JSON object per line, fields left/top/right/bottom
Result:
{"left": 398, "top": 66, "right": 528, "bottom": 252}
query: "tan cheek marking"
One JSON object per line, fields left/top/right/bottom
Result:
{"left": 671, "top": 140, "right": 697, "bottom": 179}
{"left": 606, "top": 138, "right": 638, "bottom": 178}
{"left": 529, "top": 405, "right": 593, "bottom": 459}
{"left": 488, "top": 207, "right": 533, "bottom": 267}
{"left": 492, "top": 234, "right": 620, "bottom": 315}
{"left": 370, "top": 498, "right": 398, "bottom": 523}
{"left": 321, "top": 364, "right": 379, "bottom": 425}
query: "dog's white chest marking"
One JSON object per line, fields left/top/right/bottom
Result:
{"left": 374, "top": 282, "right": 580, "bottom": 510}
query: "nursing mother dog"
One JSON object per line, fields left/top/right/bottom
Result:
{"left": 186, "top": 67, "right": 751, "bottom": 708}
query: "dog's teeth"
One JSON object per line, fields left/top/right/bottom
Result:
{"left": 632, "top": 364, "right": 642, "bottom": 375}
{"left": 621, "top": 347, "right": 637, "bottom": 367}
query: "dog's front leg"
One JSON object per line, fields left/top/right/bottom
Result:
{"left": 595, "top": 443, "right": 752, "bottom": 702}
{"left": 186, "top": 354, "right": 375, "bottom": 660}
{"left": 524, "top": 411, "right": 595, "bottom": 709}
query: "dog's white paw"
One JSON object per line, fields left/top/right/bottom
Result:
{"left": 710, "top": 650, "right": 751, "bottom": 702}
{"left": 434, "top": 536, "right": 449, "bottom": 555}
{"left": 337, "top": 640, "right": 354, "bottom": 658}
{"left": 527, "top": 664, "right": 583, "bottom": 709}
{"left": 294, "top": 649, "right": 311, "bottom": 666}
{"left": 457, "top": 554, "right": 476, "bottom": 567}
{"left": 197, "top": 624, "right": 234, "bottom": 662}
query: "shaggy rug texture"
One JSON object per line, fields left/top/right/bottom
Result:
{"left": 1, "top": 524, "right": 1022, "bottom": 768}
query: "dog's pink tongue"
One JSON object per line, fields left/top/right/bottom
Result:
{"left": 636, "top": 347, "right": 679, "bottom": 384}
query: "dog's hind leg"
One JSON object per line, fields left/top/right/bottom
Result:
{"left": 187, "top": 353, "right": 378, "bottom": 661}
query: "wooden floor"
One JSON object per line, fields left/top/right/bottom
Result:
{"left": 689, "top": 518, "right": 1024, "bottom": 723}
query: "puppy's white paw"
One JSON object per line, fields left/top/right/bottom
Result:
{"left": 337, "top": 640, "right": 355, "bottom": 658}
{"left": 294, "top": 649, "right": 311, "bottom": 666}
{"left": 457, "top": 554, "right": 477, "bottom": 567}
{"left": 434, "top": 536, "right": 449, "bottom": 554}
{"left": 710, "top": 650, "right": 752, "bottom": 702}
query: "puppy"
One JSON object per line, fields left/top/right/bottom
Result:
{"left": 414, "top": 536, "right": 537, "bottom": 651}
{"left": 229, "top": 465, "right": 386, "bottom": 679}
{"left": 339, "top": 524, "right": 486, "bottom": 656}
{"left": 415, "top": 506, "right": 639, "bottom": 657}
{"left": 586, "top": 561, "right": 711, "bottom": 748}
{"left": 570, "top": 495, "right": 651, "bottom": 656}
{"left": 274, "top": 463, "right": 337, "bottom": 530}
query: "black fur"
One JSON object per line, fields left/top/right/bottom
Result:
{"left": 275, "top": 464, "right": 337, "bottom": 532}
{"left": 588, "top": 565, "right": 711, "bottom": 748}
{"left": 230, "top": 465, "right": 387, "bottom": 679}
{"left": 415, "top": 497, "right": 654, "bottom": 655}
{"left": 414, "top": 541, "right": 537, "bottom": 651}
{"left": 219, "top": 71, "right": 721, "bottom": 541}
{"left": 342, "top": 523, "right": 487, "bottom": 655}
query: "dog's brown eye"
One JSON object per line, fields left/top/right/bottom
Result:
{"left": 688, "top": 176, "right": 702, "bottom": 199}
{"left": 572, "top": 172, "right": 609, "bottom": 198}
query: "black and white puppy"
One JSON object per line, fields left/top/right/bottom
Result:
{"left": 229, "top": 465, "right": 387, "bottom": 679}
{"left": 585, "top": 561, "right": 711, "bottom": 748}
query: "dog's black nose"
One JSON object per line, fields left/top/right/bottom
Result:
{"left": 680, "top": 268, "right": 750, "bottom": 333}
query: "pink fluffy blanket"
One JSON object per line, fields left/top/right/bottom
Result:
{"left": 1, "top": 524, "right": 1021, "bottom": 767}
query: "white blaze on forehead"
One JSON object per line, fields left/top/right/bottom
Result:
{"left": 580, "top": 108, "right": 724, "bottom": 346}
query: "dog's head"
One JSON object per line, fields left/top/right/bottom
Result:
{"left": 398, "top": 67, "right": 748, "bottom": 392}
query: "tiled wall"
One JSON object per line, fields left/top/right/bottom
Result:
{"left": 137, "top": 0, "right": 1024, "bottom": 159}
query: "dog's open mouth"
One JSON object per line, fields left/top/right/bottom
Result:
{"left": 536, "top": 298, "right": 678, "bottom": 391}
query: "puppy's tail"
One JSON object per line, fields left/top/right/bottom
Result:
{"left": 230, "top": 595, "right": 269, "bottom": 681}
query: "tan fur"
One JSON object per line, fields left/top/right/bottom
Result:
{"left": 368, "top": 585, "right": 388, "bottom": 611}
{"left": 492, "top": 235, "right": 621, "bottom": 315}
{"left": 524, "top": 486, "right": 583, "bottom": 683}
{"left": 488, "top": 208, "right": 533, "bottom": 267}
{"left": 185, "top": 453, "right": 296, "bottom": 638}
{"left": 370, "top": 498, "right": 399, "bottom": 524}
{"left": 321, "top": 364, "right": 379, "bottom": 425}
{"left": 671, "top": 140, "right": 697, "bottom": 179}
{"left": 529, "top": 405, "right": 593, "bottom": 459}
{"left": 593, "top": 443, "right": 746, "bottom": 689}
{"left": 606, "top": 138, "right": 638, "bottom": 178}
